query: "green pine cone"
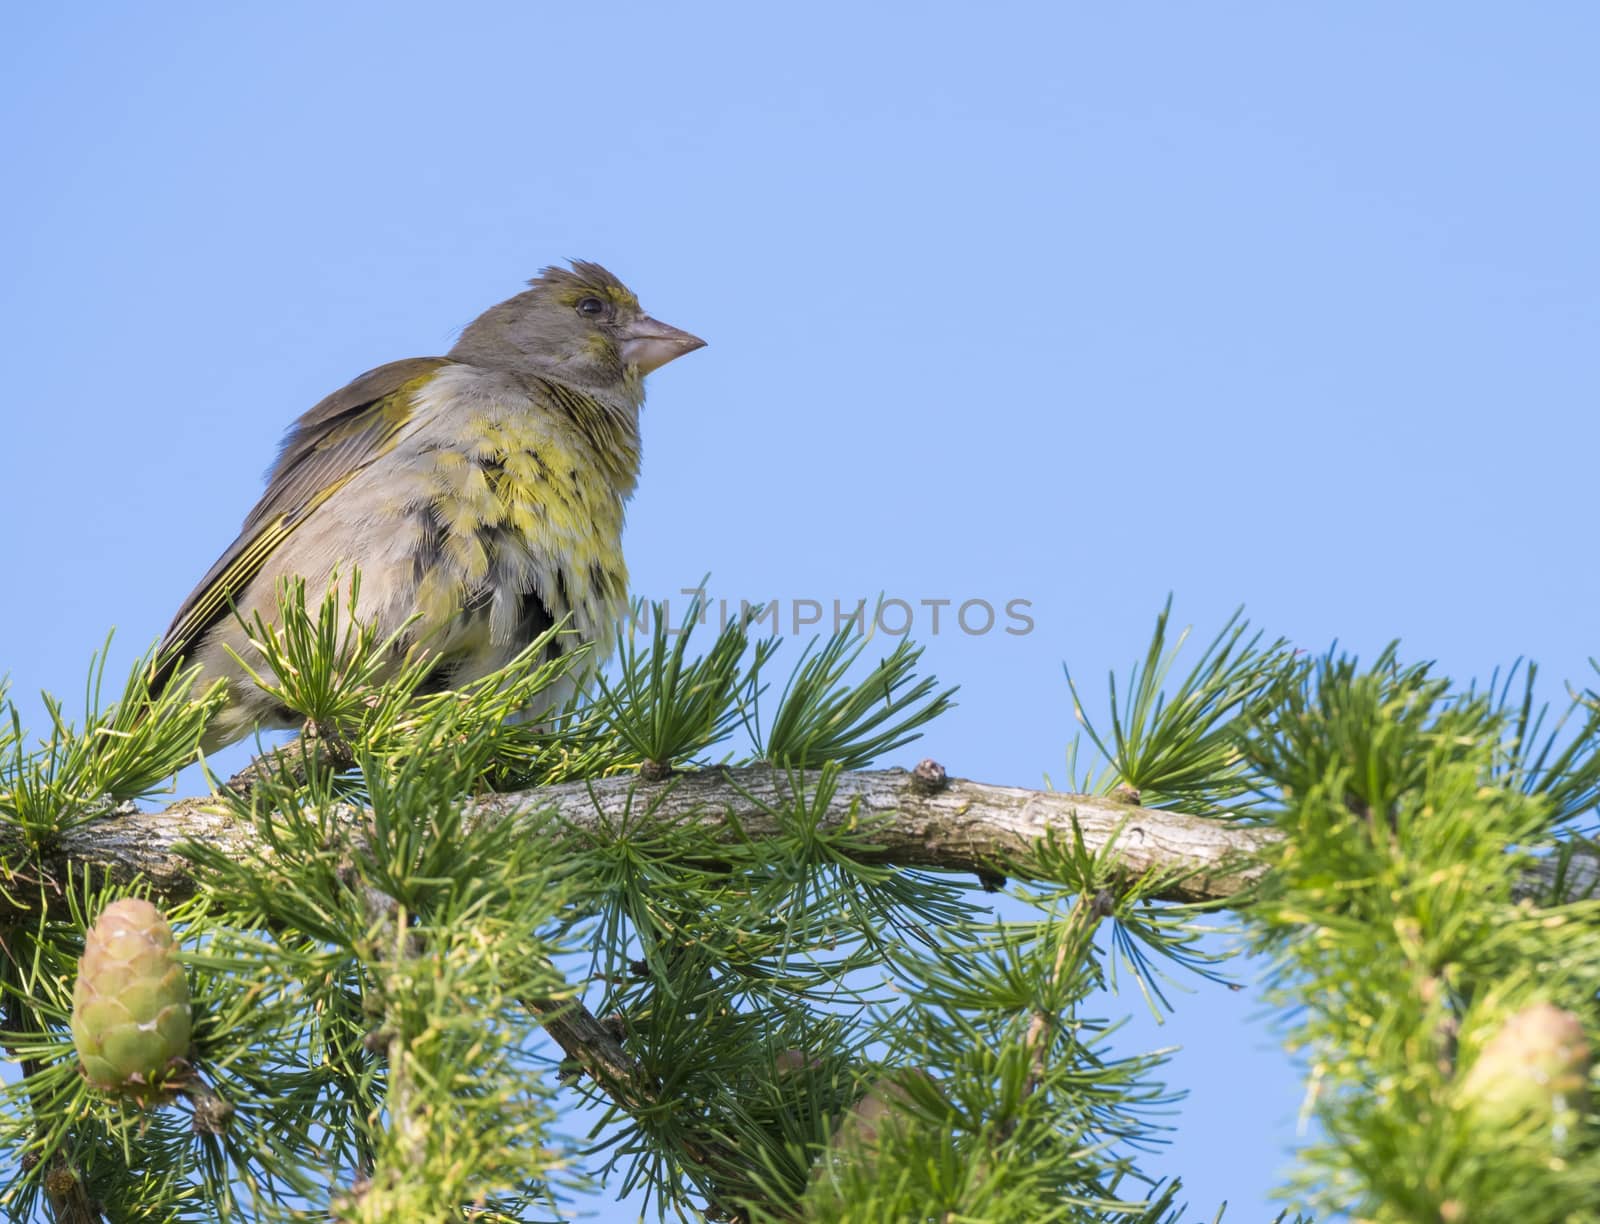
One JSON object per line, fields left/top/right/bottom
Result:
{"left": 826, "top": 1069, "right": 940, "bottom": 1166}
{"left": 1459, "top": 1002, "right": 1590, "bottom": 1139}
{"left": 70, "top": 898, "right": 192, "bottom": 1098}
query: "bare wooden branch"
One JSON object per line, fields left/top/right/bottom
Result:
{"left": 1, "top": 765, "right": 1275, "bottom": 915}
{"left": 3, "top": 763, "right": 1591, "bottom": 921}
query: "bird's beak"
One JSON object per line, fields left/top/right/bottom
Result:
{"left": 620, "top": 315, "right": 706, "bottom": 374}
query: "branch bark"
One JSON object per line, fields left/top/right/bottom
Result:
{"left": 6, "top": 763, "right": 1593, "bottom": 920}
{"left": 1, "top": 764, "right": 1277, "bottom": 916}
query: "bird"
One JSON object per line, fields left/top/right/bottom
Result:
{"left": 149, "top": 260, "right": 704, "bottom": 752}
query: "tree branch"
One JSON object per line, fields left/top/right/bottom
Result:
{"left": 1, "top": 764, "right": 1278, "bottom": 917}
{"left": 7, "top": 763, "right": 1593, "bottom": 921}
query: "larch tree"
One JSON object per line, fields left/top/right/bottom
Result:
{"left": 1, "top": 585, "right": 1596, "bottom": 1222}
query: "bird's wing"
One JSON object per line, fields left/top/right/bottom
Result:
{"left": 150, "top": 356, "right": 454, "bottom": 692}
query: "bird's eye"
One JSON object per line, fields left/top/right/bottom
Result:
{"left": 576, "top": 296, "right": 606, "bottom": 317}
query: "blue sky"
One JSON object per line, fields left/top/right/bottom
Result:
{"left": 3, "top": 4, "right": 1598, "bottom": 1217}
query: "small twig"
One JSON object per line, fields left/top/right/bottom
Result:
{"left": 180, "top": 1073, "right": 235, "bottom": 1137}
{"left": 222, "top": 725, "right": 354, "bottom": 796}
{"left": 522, "top": 993, "right": 655, "bottom": 1111}
{"left": 1023, "top": 888, "right": 1118, "bottom": 1103}
{"left": 41, "top": 1154, "right": 101, "bottom": 1224}
{"left": 521, "top": 990, "right": 763, "bottom": 1209}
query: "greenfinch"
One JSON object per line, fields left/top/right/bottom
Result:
{"left": 151, "top": 261, "right": 704, "bottom": 750}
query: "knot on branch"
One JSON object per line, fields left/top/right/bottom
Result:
{"left": 909, "top": 758, "right": 949, "bottom": 795}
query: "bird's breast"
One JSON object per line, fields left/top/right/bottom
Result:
{"left": 394, "top": 371, "right": 637, "bottom": 670}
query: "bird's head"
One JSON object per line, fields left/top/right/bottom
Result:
{"left": 448, "top": 260, "right": 705, "bottom": 398}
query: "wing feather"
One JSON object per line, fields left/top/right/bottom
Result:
{"left": 149, "top": 356, "right": 453, "bottom": 692}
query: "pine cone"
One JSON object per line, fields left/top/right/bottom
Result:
{"left": 1459, "top": 1001, "right": 1589, "bottom": 1138}
{"left": 70, "top": 898, "right": 192, "bottom": 1099}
